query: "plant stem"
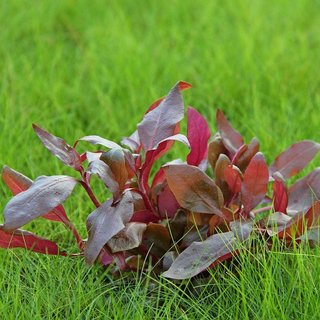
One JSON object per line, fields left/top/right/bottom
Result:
{"left": 80, "top": 181, "right": 100, "bottom": 208}
{"left": 252, "top": 205, "right": 273, "bottom": 215}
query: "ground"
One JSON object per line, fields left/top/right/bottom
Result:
{"left": 1, "top": 0, "right": 320, "bottom": 319}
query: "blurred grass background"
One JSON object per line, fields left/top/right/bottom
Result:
{"left": 1, "top": 0, "right": 320, "bottom": 318}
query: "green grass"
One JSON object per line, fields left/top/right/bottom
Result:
{"left": 1, "top": 0, "right": 320, "bottom": 318}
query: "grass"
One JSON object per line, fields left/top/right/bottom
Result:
{"left": 1, "top": 0, "right": 320, "bottom": 318}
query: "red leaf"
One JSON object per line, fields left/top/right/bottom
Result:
{"left": 273, "top": 173, "right": 288, "bottom": 213}
{"left": 224, "top": 165, "right": 242, "bottom": 194}
{"left": 158, "top": 184, "right": 180, "bottom": 218}
{"left": 0, "top": 226, "right": 66, "bottom": 255}
{"left": 151, "top": 168, "right": 165, "bottom": 188}
{"left": 216, "top": 109, "right": 244, "bottom": 155}
{"left": 270, "top": 140, "right": 320, "bottom": 179}
{"left": 4, "top": 175, "right": 78, "bottom": 230}
{"left": 241, "top": 152, "right": 269, "bottom": 215}
{"left": 137, "top": 82, "right": 185, "bottom": 151}
{"left": 287, "top": 168, "right": 320, "bottom": 214}
{"left": 164, "top": 164, "right": 224, "bottom": 216}
{"left": 140, "top": 134, "right": 190, "bottom": 191}
{"left": 186, "top": 107, "right": 211, "bottom": 167}
{"left": 130, "top": 210, "right": 159, "bottom": 223}
{"left": 33, "top": 124, "right": 82, "bottom": 171}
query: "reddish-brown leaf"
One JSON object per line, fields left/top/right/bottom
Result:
{"left": 214, "top": 154, "right": 232, "bottom": 201}
{"left": 208, "top": 134, "right": 227, "bottom": 171}
{"left": 107, "top": 222, "right": 146, "bottom": 253}
{"left": 33, "top": 124, "right": 82, "bottom": 171}
{"left": 224, "top": 165, "right": 242, "bottom": 194}
{"left": 241, "top": 152, "right": 269, "bottom": 215}
{"left": 164, "top": 164, "right": 224, "bottom": 216}
{"left": 100, "top": 149, "right": 128, "bottom": 194}
{"left": 186, "top": 107, "right": 211, "bottom": 167}
{"left": 216, "top": 109, "right": 244, "bottom": 155}
{"left": 235, "top": 138, "right": 260, "bottom": 172}
{"left": 270, "top": 140, "right": 320, "bottom": 179}
{"left": 143, "top": 223, "right": 171, "bottom": 256}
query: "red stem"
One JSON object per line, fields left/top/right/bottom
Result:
{"left": 55, "top": 212, "right": 84, "bottom": 250}
{"left": 136, "top": 173, "right": 157, "bottom": 215}
{"left": 80, "top": 181, "right": 100, "bottom": 208}
{"left": 252, "top": 205, "right": 273, "bottom": 215}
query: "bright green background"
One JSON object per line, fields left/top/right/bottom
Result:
{"left": 1, "top": 1, "right": 320, "bottom": 319}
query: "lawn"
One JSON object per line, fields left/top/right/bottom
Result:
{"left": 1, "top": 0, "right": 320, "bottom": 318}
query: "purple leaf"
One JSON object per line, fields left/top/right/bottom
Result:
{"left": 87, "top": 160, "right": 120, "bottom": 200}
{"left": 75, "top": 135, "right": 121, "bottom": 149}
{"left": 137, "top": 82, "right": 185, "bottom": 151}
{"left": 241, "top": 152, "right": 269, "bottom": 215}
{"left": 270, "top": 140, "right": 320, "bottom": 179}
{"left": 4, "top": 175, "right": 78, "bottom": 230}
{"left": 186, "top": 107, "right": 211, "bottom": 166}
{"left": 2, "top": 166, "right": 83, "bottom": 248}
{"left": 84, "top": 192, "right": 134, "bottom": 264}
{"left": 277, "top": 201, "right": 320, "bottom": 239}
{"left": 288, "top": 168, "right": 320, "bottom": 214}
{"left": 33, "top": 124, "right": 82, "bottom": 171}
{"left": 0, "top": 226, "right": 66, "bottom": 255}
{"left": 164, "top": 164, "right": 224, "bottom": 216}
{"left": 121, "top": 130, "right": 141, "bottom": 153}
{"left": 162, "top": 228, "right": 250, "bottom": 279}
{"left": 216, "top": 109, "right": 244, "bottom": 155}
{"left": 86, "top": 152, "right": 103, "bottom": 163}
{"left": 2, "top": 166, "right": 68, "bottom": 223}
